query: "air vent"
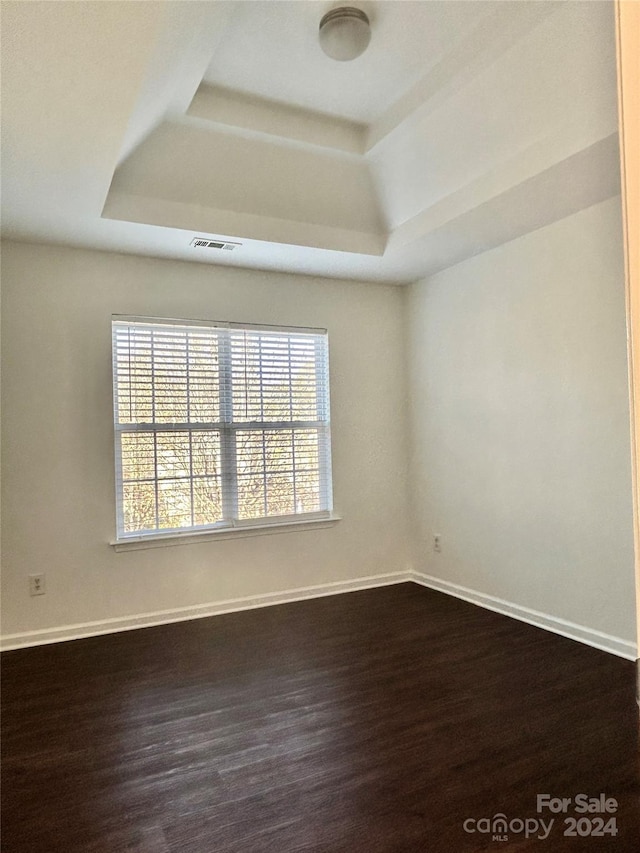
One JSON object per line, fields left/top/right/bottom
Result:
{"left": 190, "top": 238, "right": 242, "bottom": 251}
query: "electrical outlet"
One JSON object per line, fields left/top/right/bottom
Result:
{"left": 433, "top": 534, "right": 441, "bottom": 553}
{"left": 29, "top": 574, "right": 46, "bottom": 596}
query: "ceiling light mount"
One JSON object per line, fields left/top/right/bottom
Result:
{"left": 319, "top": 7, "right": 371, "bottom": 62}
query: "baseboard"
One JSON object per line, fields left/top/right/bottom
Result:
{"left": 0, "top": 571, "right": 413, "bottom": 651}
{"left": 4, "top": 569, "right": 635, "bottom": 660}
{"left": 411, "top": 570, "right": 637, "bottom": 661}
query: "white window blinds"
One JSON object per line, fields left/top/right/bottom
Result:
{"left": 112, "top": 317, "right": 332, "bottom": 540}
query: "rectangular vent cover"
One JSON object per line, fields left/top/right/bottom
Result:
{"left": 190, "top": 238, "right": 241, "bottom": 251}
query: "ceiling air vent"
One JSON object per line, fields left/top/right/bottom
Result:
{"left": 190, "top": 238, "right": 242, "bottom": 251}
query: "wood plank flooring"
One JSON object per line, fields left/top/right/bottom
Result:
{"left": 2, "top": 583, "right": 638, "bottom": 851}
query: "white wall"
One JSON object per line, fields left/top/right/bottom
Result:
{"left": 405, "top": 197, "right": 636, "bottom": 644}
{"left": 2, "top": 199, "right": 636, "bottom": 653}
{"left": 0, "top": 242, "right": 410, "bottom": 641}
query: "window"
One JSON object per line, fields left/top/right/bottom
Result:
{"left": 112, "top": 317, "right": 332, "bottom": 541}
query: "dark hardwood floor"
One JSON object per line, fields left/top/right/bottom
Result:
{"left": 1, "top": 583, "right": 638, "bottom": 852}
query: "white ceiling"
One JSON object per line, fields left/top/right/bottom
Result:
{"left": 0, "top": 1, "right": 621, "bottom": 285}
{"left": 203, "top": 1, "right": 499, "bottom": 123}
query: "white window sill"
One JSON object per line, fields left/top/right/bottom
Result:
{"left": 111, "top": 514, "right": 342, "bottom": 552}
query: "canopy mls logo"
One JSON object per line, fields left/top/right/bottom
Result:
{"left": 463, "top": 814, "right": 553, "bottom": 841}
{"left": 463, "top": 794, "right": 619, "bottom": 842}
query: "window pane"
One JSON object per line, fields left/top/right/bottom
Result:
{"left": 122, "top": 482, "right": 156, "bottom": 533}
{"left": 115, "top": 329, "right": 153, "bottom": 423}
{"left": 193, "top": 477, "right": 222, "bottom": 526}
{"left": 121, "top": 436, "right": 223, "bottom": 533}
{"left": 294, "top": 471, "right": 321, "bottom": 513}
{"left": 156, "top": 432, "right": 190, "bottom": 479}
{"left": 294, "top": 429, "right": 319, "bottom": 469}
{"left": 157, "top": 479, "right": 192, "bottom": 529}
{"left": 236, "top": 431, "right": 266, "bottom": 476}
{"left": 154, "top": 332, "right": 188, "bottom": 422}
{"left": 121, "top": 433, "right": 155, "bottom": 481}
{"left": 188, "top": 332, "right": 219, "bottom": 423}
{"left": 114, "top": 325, "right": 220, "bottom": 426}
{"left": 290, "top": 338, "right": 318, "bottom": 420}
{"left": 266, "top": 474, "right": 294, "bottom": 516}
{"left": 265, "top": 430, "right": 293, "bottom": 472}
{"left": 230, "top": 331, "right": 322, "bottom": 423}
{"left": 191, "top": 431, "right": 220, "bottom": 477}
{"left": 235, "top": 429, "right": 321, "bottom": 519}
{"left": 237, "top": 474, "right": 266, "bottom": 520}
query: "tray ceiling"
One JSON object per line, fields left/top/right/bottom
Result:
{"left": 1, "top": 1, "right": 621, "bottom": 284}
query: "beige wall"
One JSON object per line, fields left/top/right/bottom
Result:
{"left": 405, "top": 197, "right": 636, "bottom": 643}
{"left": 2, "top": 197, "right": 636, "bottom": 653}
{"left": 0, "top": 243, "right": 410, "bottom": 641}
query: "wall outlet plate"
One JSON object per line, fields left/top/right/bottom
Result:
{"left": 29, "top": 574, "right": 46, "bottom": 596}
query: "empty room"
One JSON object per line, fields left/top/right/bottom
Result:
{"left": 1, "top": 1, "right": 639, "bottom": 851}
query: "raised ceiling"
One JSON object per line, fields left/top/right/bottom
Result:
{"left": 1, "top": 1, "right": 621, "bottom": 284}
{"left": 202, "top": 1, "right": 500, "bottom": 123}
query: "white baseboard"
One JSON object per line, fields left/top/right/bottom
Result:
{"left": 3, "top": 569, "right": 635, "bottom": 661}
{"left": 0, "top": 571, "right": 413, "bottom": 651}
{"left": 411, "top": 570, "right": 637, "bottom": 661}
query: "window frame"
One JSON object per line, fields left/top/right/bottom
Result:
{"left": 111, "top": 315, "right": 334, "bottom": 544}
